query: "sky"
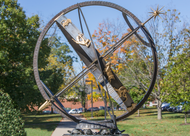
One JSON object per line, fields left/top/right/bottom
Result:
{"left": 17, "top": 0, "right": 190, "bottom": 23}
{"left": 16, "top": 0, "right": 190, "bottom": 41}
{"left": 16, "top": 0, "right": 190, "bottom": 71}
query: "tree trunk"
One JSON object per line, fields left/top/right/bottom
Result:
{"left": 137, "top": 109, "right": 140, "bottom": 117}
{"left": 51, "top": 106, "right": 53, "bottom": 114}
{"left": 81, "top": 90, "right": 86, "bottom": 112}
{"left": 82, "top": 101, "right": 86, "bottom": 112}
{"left": 81, "top": 91, "right": 84, "bottom": 111}
{"left": 143, "top": 104, "right": 146, "bottom": 108}
{"left": 157, "top": 99, "right": 162, "bottom": 120}
{"left": 185, "top": 112, "right": 187, "bottom": 124}
{"left": 112, "top": 102, "right": 114, "bottom": 110}
{"left": 116, "top": 105, "right": 119, "bottom": 111}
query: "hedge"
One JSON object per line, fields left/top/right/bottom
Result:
{"left": 82, "top": 110, "right": 107, "bottom": 118}
{"left": 0, "top": 90, "right": 26, "bottom": 136}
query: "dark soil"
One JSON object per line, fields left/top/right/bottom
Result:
{"left": 179, "top": 123, "right": 190, "bottom": 126}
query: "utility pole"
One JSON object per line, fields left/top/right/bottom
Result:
{"left": 85, "top": 80, "right": 93, "bottom": 118}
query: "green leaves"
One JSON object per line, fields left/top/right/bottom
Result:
{"left": 0, "top": 90, "right": 26, "bottom": 136}
{"left": 39, "top": 36, "right": 74, "bottom": 95}
{"left": 0, "top": 0, "right": 46, "bottom": 111}
{"left": 162, "top": 48, "right": 190, "bottom": 112}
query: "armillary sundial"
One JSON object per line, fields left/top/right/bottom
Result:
{"left": 33, "top": 1, "right": 163, "bottom": 135}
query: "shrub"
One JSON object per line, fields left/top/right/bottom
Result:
{"left": 0, "top": 90, "right": 26, "bottom": 136}
{"left": 82, "top": 110, "right": 107, "bottom": 118}
{"left": 97, "top": 110, "right": 105, "bottom": 116}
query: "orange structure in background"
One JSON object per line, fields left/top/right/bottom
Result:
{"left": 33, "top": 99, "right": 108, "bottom": 111}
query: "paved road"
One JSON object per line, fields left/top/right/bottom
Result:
{"left": 51, "top": 114, "right": 82, "bottom": 136}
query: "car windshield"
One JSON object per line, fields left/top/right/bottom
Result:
{"left": 162, "top": 103, "right": 170, "bottom": 106}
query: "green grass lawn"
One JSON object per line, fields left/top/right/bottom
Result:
{"left": 22, "top": 109, "right": 190, "bottom": 136}
{"left": 22, "top": 113, "right": 62, "bottom": 136}
{"left": 87, "top": 108, "right": 190, "bottom": 136}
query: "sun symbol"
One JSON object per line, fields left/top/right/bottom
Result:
{"left": 150, "top": 5, "right": 165, "bottom": 20}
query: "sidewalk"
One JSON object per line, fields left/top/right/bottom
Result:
{"left": 51, "top": 114, "right": 82, "bottom": 136}
{"left": 51, "top": 118, "right": 77, "bottom": 136}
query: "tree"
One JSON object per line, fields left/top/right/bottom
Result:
{"left": 149, "top": 8, "right": 184, "bottom": 119}
{"left": 40, "top": 35, "right": 74, "bottom": 93}
{"left": 0, "top": 90, "right": 26, "bottom": 135}
{"left": 90, "top": 20, "right": 148, "bottom": 110}
{"left": 162, "top": 28, "right": 190, "bottom": 124}
{"left": 129, "top": 87, "right": 145, "bottom": 116}
{"left": 0, "top": 0, "right": 51, "bottom": 111}
{"left": 91, "top": 8, "right": 187, "bottom": 121}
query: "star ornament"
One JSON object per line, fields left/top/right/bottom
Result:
{"left": 149, "top": 5, "right": 165, "bottom": 20}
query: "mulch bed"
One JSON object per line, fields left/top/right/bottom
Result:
{"left": 179, "top": 123, "right": 190, "bottom": 126}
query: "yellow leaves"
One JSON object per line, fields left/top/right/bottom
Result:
{"left": 120, "top": 47, "right": 126, "bottom": 53}
{"left": 46, "top": 54, "right": 57, "bottom": 68}
{"left": 38, "top": 67, "right": 45, "bottom": 72}
{"left": 99, "top": 30, "right": 102, "bottom": 35}
{"left": 92, "top": 34, "right": 96, "bottom": 38}
{"left": 102, "top": 41, "right": 107, "bottom": 47}
{"left": 86, "top": 72, "right": 97, "bottom": 89}
{"left": 111, "top": 59, "right": 118, "bottom": 65}
{"left": 87, "top": 92, "right": 101, "bottom": 102}
{"left": 91, "top": 20, "right": 145, "bottom": 77}
{"left": 117, "top": 64, "right": 123, "bottom": 70}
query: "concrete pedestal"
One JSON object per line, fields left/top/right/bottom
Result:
{"left": 63, "top": 134, "right": 129, "bottom": 136}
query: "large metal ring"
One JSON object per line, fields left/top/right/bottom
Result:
{"left": 33, "top": 1, "right": 157, "bottom": 123}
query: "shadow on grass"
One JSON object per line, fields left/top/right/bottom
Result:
{"left": 146, "top": 111, "right": 189, "bottom": 117}
{"left": 23, "top": 114, "right": 62, "bottom": 131}
{"left": 24, "top": 123, "right": 59, "bottom": 131}
{"left": 164, "top": 115, "right": 190, "bottom": 119}
{"left": 138, "top": 111, "right": 155, "bottom": 115}
{"left": 24, "top": 121, "right": 61, "bottom": 125}
{"left": 119, "top": 118, "right": 133, "bottom": 121}
{"left": 139, "top": 110, "right": 190, "bottom": 120}
{"left": 23, "top": 115, "right": 62, "bottom": 119}
{"left": 135, "top": 108, "right": 157, "bottom": 115}
{"left": 23, "top": 114, "right": 61, "bottom": 121}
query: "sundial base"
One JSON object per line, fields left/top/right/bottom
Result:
{"left": 63, "top": 127, "right": 128, "bottom": 136}
{"left": 63, "top": 134, "right": 129, "bottom": 136}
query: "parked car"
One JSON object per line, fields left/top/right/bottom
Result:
{"left": 78, "top": 108, "right": 82, "bottom": 113}
{"left": 64, "top": 108, "right": 71, "bottom": 113}
{"left": 77, "top": 110, "right": 82, "bottom": 114}
{"left": 78, "top": 108, "right": 87, "bottom": 112}
{"left": 99, "top": 106, "right": 105, "bottom": 110}
{"left": 176, "top": 105, "right": 183, "bottom": 113}
{"left": 66, "top": 109, "right": 70, "bottom": 113}
{"left": 168, "top": 102, "right": 190, "bottom": 113}
{"left": 42, "top": 110, "right": 51, "bottom": 114}
{"left": 68, "top": 109, "right": 79, "bottom": 114}
{"left": 100, "top": 106, "right": 110, "bottom": 111}
{"left": 53, "top": 110, "right": 58, "bottom": 114}
{"left": 177, "top": 102, "right": 190, "bottom": 113}
{"left": 167, "top": 106, "right": 176, "bottom": 112}
{"left": 118, "top": 107, "right": 124, "bottom": 110}
{"left": 87, "top": 107, "right": 99, "bottom": 112}
{"left": 42, "top": 110, "right": 58, "bottom": 114}
{"left": 161, "top": 103, "right": 170, "bottom": 111}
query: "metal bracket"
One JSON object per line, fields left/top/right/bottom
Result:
{"left": 114, "top": 86, "right": 129, "bottom": 102}
{"left": 38, "top": 99, "right": 52, "bottom": 111}
{"left": 72, "top": 33, "right": 91, "bottom": 47}
{"left": 127, "top": 103, "right": 137, "bottom": 112}
{"left": 105, "top": 62, "right": 115, "bottom": 82}
{"left": 61, "top": 19, "right": 72, "bottom": 28}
